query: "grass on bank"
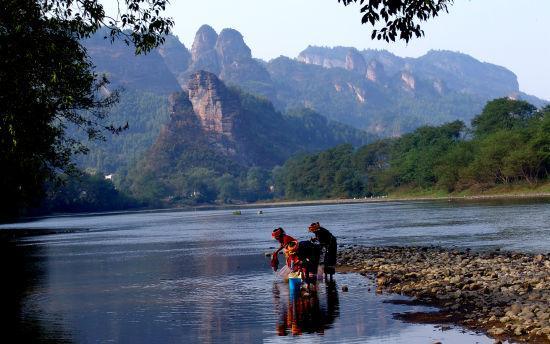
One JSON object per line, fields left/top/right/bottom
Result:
{"left": 388, "top": 181, "right": 550, "bottom": 199}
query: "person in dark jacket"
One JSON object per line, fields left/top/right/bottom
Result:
{"left": 308, "top": 222, "right": 337, "bottom": 281}
{"left": 285, "top": 240, "right": 320, "bottom": 289}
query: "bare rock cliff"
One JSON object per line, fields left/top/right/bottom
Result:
{"left": 366, "top": 59, "right": 385, "bottom": 82}
{"left": 215, "top": 29, "right": 252, "bottom": 65}
{"left": 187, "top": 71, "right": 239, "bottom": 152}
{"left": 190, "top": 25, "right": 220, "bottom": 74}
{"left": 345, "top": 48, "right": 367, "bottom": 75}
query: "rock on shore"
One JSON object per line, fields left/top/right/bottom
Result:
{"left": 337, "top": 246, "right": 550, "bottom": 343}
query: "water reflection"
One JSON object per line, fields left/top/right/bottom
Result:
{"left": 0, "top": 239, "right": 73, "bottom": 343}
{"left": 2, "top": 200, "right": 542, "bottom": 343}
{"left": 273, "top": 281, "right": 340, "bottom": 336}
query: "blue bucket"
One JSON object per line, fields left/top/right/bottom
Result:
{"left": 288, "top": 277, "right": 302, "bottom": 294}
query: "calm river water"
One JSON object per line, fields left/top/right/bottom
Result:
{"left": 1, "top": 199, "right": 549, "bottom": 343}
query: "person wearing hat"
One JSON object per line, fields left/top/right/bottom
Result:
{"left": 271, "top": 227, "right": 297, "bottom": 271}
{"left": 308, "top": 222, "right": 337, "bottom": 281}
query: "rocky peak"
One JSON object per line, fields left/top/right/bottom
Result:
{"left": 186, "top": 71, "right": 239, "bottom": 149}
{"left": 297, "top": 46, "right": 347, "bottom": 69}
{"left": 215, "top": 28, "right": 252, "bottom": 65}
{"left": 432, "top": 79, "right": 446, "bottom": 95}
{"left": 345, "top": 48, "right": 367, "bottom": 75}
{"left": 366, "top": 59, "right": 385, "bottom": 82}
{"left": 191, "top": 25, "right": 218, "bottom": 61}
{"left": 189, "top": 25, "right": 220, "bottom": 74}
{"left": 401, "top": 71, "right": 416, "bottom": 91}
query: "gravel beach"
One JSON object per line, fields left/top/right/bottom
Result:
{"left": 337, "top": 246, "right": 550, "bottom": 343}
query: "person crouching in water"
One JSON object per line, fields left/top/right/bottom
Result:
{"left": 285, "top": 240, "right": 320, "bottom": 290}
{"left": 308, "top": 222, "right": 337, "bottom": 281}
{"left": 271, "top": 227, "right": 297, "bottom": 271}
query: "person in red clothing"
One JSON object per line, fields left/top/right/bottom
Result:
{"left": 285, "top": 240, "right": 320, "bottom": 290}
{"left": 270, "top": 227, "right": 297, "bottom": 271}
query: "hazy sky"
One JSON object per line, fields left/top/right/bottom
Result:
{"left": 107, "top": 0, "right": 550, "bottom": 100}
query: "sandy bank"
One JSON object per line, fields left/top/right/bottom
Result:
{"left": 244, "top": 192, "right": 550, "bottom": 209}
{"left": 337, "top": 246, "right": 550, "bottom": 343}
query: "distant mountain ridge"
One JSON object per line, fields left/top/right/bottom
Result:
{"left": 83, "top": 25, "right": 548, "bottom": 155}
{"left": 85, "top": 25, "right": 547, "bottom": 137}
{"left": 296, "top": 46, "right": 520, "bottom": 99}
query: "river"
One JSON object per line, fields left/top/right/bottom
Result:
{"left": 1, "top": 199, "right": 548, "bottom": 343}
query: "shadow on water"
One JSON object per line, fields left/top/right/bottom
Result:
{"left": 0, "top": 239, "right": 73, "bottom": 343}
{"left": 272, "top": 281, "right": 340, "bottom": 336}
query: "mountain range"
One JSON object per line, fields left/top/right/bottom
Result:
{"left": 79, "top": 25, "right": 548, "bottom": 185}
{"left": 87, "top": 25, "right": 547, "bottom": 138}
{"left": 121, "top": 70, "right": 369, "bottom": 203}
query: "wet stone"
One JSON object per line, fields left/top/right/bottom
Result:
{"left": 337, "top": 246, "right": 549, "bottom": 343}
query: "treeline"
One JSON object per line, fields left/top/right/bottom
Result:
{"left": 275, "top": 98, "right": 550, "bottom": 198}
{"left": 33, "top": 97, "right": 550, "bottom": 215}
{"left": 120, "top": 97, "right": 550, "bottom": 205}
{"left": 121, "top": 166, "right": 273, "bottom": 206}
{"left": 27, "top": 172, "right": 143, "bottom": 216}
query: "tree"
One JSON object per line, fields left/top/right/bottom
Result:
{"left": 385, "top": 120, "right": 465, "bottom": 188}
{"left": 216, "top": 174, "right": 239, "bottom": 203}
{"left": 40, "top": 0, "right": 173, "bottom": 54}
{"left": 0, "top": 0, "right": 172, "bottom": 220}
{"left": 471, "top": 98, "right": 537, "bottom": 137}
{"left": 338, "top": 0, "right": 454, "bottom": 42}
{"left": 529, "top": 106, "right": 550, "bottom": 178}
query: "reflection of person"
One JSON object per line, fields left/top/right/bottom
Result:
{"left": 308, "top": 222, "right": 337, "bottom": 281}
{"left": 285, "top": 241, "right": 320, "bottom": 289}
{"left": 271, "top": 227, "right": 297, "bottom": 270}
{"left": 322, "top": 281, "right": 340, "bottom": 327}
{"left": 273, "top": 280, "right": 340, "bottom": 336}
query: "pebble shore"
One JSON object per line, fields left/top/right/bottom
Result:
{"left": 337, "top": 246, "right": 550, "bottom": 343}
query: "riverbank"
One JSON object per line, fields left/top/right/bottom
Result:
{"left": 245, "top": 181, "right": 550, "bottom": 209}
{"left": 337, "top": 246, "right": 550, "bottom": 343}
{"left": 4, "top": 189, "right": 550, "bottom": 226}
{"left": 249, "top": 191, "right": 550, "bottom": 209}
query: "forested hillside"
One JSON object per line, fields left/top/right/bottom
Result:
{"left": 120, "top": 71, "right": 369, "bottom": 206}
{"left": 274, "top": 99, "right": 550, "bottom": 199}
{"left": 83, "top": 26, "right": 547, "bottom": 139}
{"left": 53, "top": 26, "right": 549, "bottom": 212}
{"left": 75, "top": 90, "right": 170, "bottom": 174}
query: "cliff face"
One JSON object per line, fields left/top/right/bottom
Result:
{"left": 85, "top": 26, "right": 547, "bottom": 138}
{"left": 297, "top": 46, "right": 348, "bottom": 68}
{"left": 147, "top": 71, "right": 280, "bottom": 172}
{"left": 145, "top": 72, "right": 241, "bottom": 174}
{"left": 185, "top": 26, "right": 272, "bottom": 96}
{"left": 189, "top": 24, "right": 221, "bottom": 74}
{"left": 297, "top": 47, "right": 521, "bottom": 100}
{"left": 143, "top": 71, "right": 369, "bottom": 175}
{"left": 345, "top": 48, "right": 367, "bottom": 76}
{"left": 215, "top": 29, "right": 252, "bottom": 65}
{"left": 366, "top": 60, "right": 385, "bottom": 82}
{"left": 187, "top": 71, "right": 239, "bottom": 155}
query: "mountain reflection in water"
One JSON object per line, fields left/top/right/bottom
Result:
{"left": 273, "top": 281, "right": 340, "bottom": 336}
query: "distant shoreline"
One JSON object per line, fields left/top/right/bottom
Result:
{"left": 3, "top": 191, "right": 550, "bottom": 226}
{"left": 243, "top": 191, "right": 550, "bottom": 209}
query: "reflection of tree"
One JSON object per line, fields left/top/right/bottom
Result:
{"left": 273, "top": 281, "right": 340, "bottom": 336}
{"left": 0, "top": 239, "right": 73, "bottom": 343}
